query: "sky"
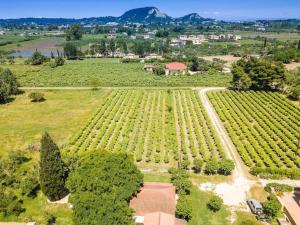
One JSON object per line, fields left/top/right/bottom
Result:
{"left": 0, "top": 0, "right": 299, "bottom": 21}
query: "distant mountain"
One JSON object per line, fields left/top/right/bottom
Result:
{"left": 118, "top": 7, "right": 172, "bottom": 23}
{"left": 0, "top": 7, "right": 214, "bottom": 26}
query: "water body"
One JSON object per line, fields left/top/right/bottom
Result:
{"left": 11, "top": 51, "right": 60, "bottom": 57}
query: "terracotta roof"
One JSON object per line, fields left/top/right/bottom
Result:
{"left": 165, "top": 62, "right": 187, "bottom": 71}
{"left": 130, "top": 183, "right": 176, "bottom": 216}
{"left": 144, "top": 212, "right": 187, "bottom": 225}
{"left": 278, "top": 193, "right": 300, "bottom": 225}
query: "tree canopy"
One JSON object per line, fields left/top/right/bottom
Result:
{"left": 39, "top": 132, "right": 68, "bottom": 201}
{"left": 66, "top": 24, "right": 83, "bottom": 41}
{"left": 232, "top": 57, "right": 287, "bottom": 90}
{"left": 0, "top": 68, "right": 19, "bottom": 104}
{"left": 67, "top": 151, "right": 143, "bottom": 225}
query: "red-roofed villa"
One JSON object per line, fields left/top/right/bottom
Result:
{"left": 165, "top": 62, "right": 187, "bottom": 75}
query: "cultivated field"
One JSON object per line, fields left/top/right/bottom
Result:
{"left": 65, "top": 90, "right": 226, "bottom": 167}
{"left": 7, "top": 58, "right": 232, "bottom": 87}
{"left": 208, "top": 90, "right": 300, "bottom": 178}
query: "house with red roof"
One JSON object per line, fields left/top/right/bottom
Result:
{"left": 165, "top": 62, "right": 188, "bottom": 75}
{"left": 130, "top": 183, "right": 187, "bottom": 225}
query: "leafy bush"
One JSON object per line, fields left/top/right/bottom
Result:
{"left": 169, "top": 168, "right": 192, "bottom": 195}
{"left": 263, "top": 195, "right": 281, "bottom": 218}
{"left": 29, "top": 92, "right": 45, "bottom": 102}
{"left": 204, "top": 159, "right": 219, "bottom": 175}
{"left": 264, "top": 183, "right": 293, "bottom": 194}
{"left": 176, "top": 195, "right": 192, "bottom": 221}
{"left": 218, "top": 159, "right": 235, "bottom": 175}
{"left": 193, "top": 159, "right": 203, "bottom": 173}
{"left": 0, "top": 189, "right": 24, "bottom": 216}
{"left": 207, "top": 196, "right": 223, "bottom": 212}
{"left": 50, "top": 56, "right": 65, "bottom": 68}
{"left": 27, "top": 51, "right": 48, "bottom": 65}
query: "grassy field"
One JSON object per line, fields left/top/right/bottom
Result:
{"left": 0, "top": 89, "right": 110, "bottom": 156}
{"left": 64, "top": 89, "right": 226, "bottom": 168}
{"left": 208, "top": 90, "right": 300, "bottom": 177}
{"left": 4, "top": 58, "right": 232, "bottom": 87}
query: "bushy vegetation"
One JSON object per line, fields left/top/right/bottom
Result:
{"left": 28, "top": 92, "right": 45, "bottom": 102}
{"left": 66, "top": 24, "right": 83, "bottom": 41}
{"left": 208, "top": 90, "right": 300, "bottom": 179}
{"left": 207, "top": 196, "right": 223, "bottom": 212}
{"left": 25, "top": 51, "right": 48, "bottom": 65}
{"left": 263, "top": 194, "right": 281, "bottom": 219}
{"left": 169, "top": 168, "right": 193, "bottom": 221}
{"left": 39, "top": 132, "right": 68, "bottom": 201}
{"left": 0, "top": 150, "right": 38, "bottom": 217}
{"left": 0, "top": 68, "right": 19, "bottom": 104}
{"left": 231, "top": 57, "right": 286, "bottom": 90}
{"left": 66, "top": 151, "right": 143, "bottom": 225}
{"left": 264, "top": 183, "right": 293, "bottom": 194}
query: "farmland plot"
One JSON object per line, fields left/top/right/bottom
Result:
{"left": 207, "top": 90, "right": 300, "bottom": 178}
{"left": 64, "top": 90, "right": 225, "bottom": 167}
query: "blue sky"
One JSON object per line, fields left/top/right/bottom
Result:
{"left": 0, "top": 0, "right": 299, "bottom": 21}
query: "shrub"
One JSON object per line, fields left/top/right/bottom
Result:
{"left": 29, "top": 92, "right": 45, "bottom": 102}
{"left": 264, "top": 183, "right": 293, "bottom": 194}
{"left": 50, "top": 56, "right": 65, "bottom": 68}
{"left": 29, "top": 51, "right": 48, "bottom": 65}
{"left": 193, "top": 159, "right": 203, "bottom": 173}
{"left": 263, "top": 195, "right": 281, "bottom": 218}
{"left": 176, "top": 195, "right": 192, "bottom": 221}
{"left": 218, "top": 159, "right": 235, "bottom": 175}
{"left": 169, "top": 168, "right": 192, "bottom": 195}
{"left": 207, "top": 195, "right": 223, "bottom": 212}
{"left": 204, "top": 159, "right": 219, "bottom": 175}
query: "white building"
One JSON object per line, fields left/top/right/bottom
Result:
{"left": 178, "top": 35, "right": 206, "bottom": 45}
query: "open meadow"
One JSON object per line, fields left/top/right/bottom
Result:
{"left": 6, "top": 58, "right": 232, "bottom": 87}
{"left": 0, "top": 90, "right": 110, "bottom": 156}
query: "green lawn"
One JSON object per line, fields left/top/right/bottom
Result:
{"left": 0, "top": 89, "right": 109, "bottom": 156}
{"left": 5, "top": 58, "right": 232, "bottom": 87}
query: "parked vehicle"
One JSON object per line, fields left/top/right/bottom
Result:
{"left": 247, "top": 199, "right": 263, "bottom": 215}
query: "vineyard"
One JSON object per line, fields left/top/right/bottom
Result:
{"left": 64, "top": 90, "right": 225, "bottom": 167}
{"left": 207, "top": 90, "right": 300, "bottom": 178}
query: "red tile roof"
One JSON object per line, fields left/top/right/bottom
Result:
{"left": 165, "top": 62, "right": 187, "bottom": 71}
{"left": 130, "top": 183, "right": 176, "bottom": 216}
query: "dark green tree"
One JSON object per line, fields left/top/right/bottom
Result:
{"left": 207, "top": 196, "right": 223, "bottom": 212}
{"left": 263, "top": 195, "right": 281, "bottom": 218}
{"left": 298, "top": 40, "right": 300, "bottom": 50}
{"left": 64, "top": 43, "right": 78, "bottom": 60}
{"left": 0, "top": 68, "right": 19, "bottom": 104}
{"left": 67, "top": 151, "right": 143, "bottom": 225}
{"left": 66, "top": 24, "right": 83, "bottom": 41}
{"left": 218, "top": 160, "right": 235, "bottom": 175}
{"left": 204, "top": 159, "right": 219, "bottom": 175}
{"left": 169, "top": 168, "right": 192, "bottom": 195}
{"left": 176, "top": 195, "right": 192, "bottom": 221}
{"left": 29, "top": 51, "right": 47, "bottom": 65}
{"left": 39, "top": 132, "right": 68, "bottom": 201}
{"left": 231, "top": 64, "right": 252, "bottom": 90}
{"left": 193, "top": 159, "right": 203, "bottom": 173}
{"left": 263, "top": 38, "right": 267, "bottom": 49}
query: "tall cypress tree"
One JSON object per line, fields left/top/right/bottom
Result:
{"left": 298, "top": 40, "right": 300, "bottom": 50}
{"left": 263, "top": 38, "right": 267, "bottom": 49}
{"left": 39, "top": 132, "right": 68, "bottom": 201}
